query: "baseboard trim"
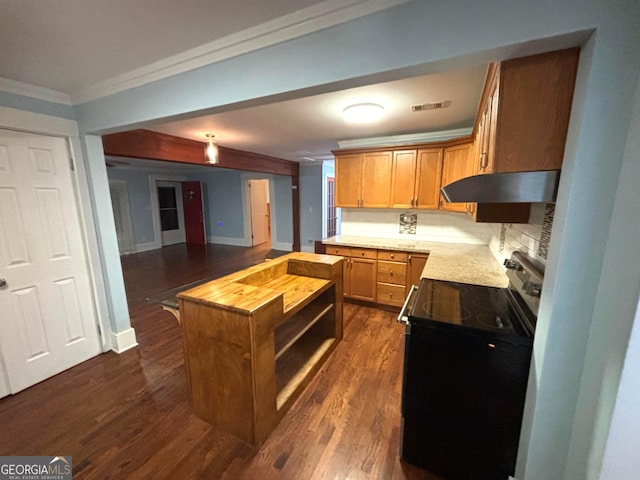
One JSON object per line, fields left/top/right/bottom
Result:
{"left": 272, "top": 241, "right": 293, "bottom": 252}
{"left": 111, "top": 328, "right": 138, "bottom": 354}
{"left": 208, "top": 236, "right": 251, "bottom": 247}
{"left": 136, "top": 241, "right": 159, "bottom": 253}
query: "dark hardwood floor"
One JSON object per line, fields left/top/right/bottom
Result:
{"left": 0, "top": 243, "right": 441, "bottom": 479}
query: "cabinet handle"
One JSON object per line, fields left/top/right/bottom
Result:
{"left": 480, "top": 152, "right": 488, "bottom": 169}
{"left": 390, "top": 253, "right": 394, "bottom": 259}
{"left": 389, "top": 271, "right": 394, "bottom": 276}
{"left": 389, "top": 292, "right": 393, "bottom": 298}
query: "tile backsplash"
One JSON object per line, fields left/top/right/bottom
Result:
{"left": 340, "top": 204, "right": 555, "bottom": 267}
{"left": 489, "top": 203, "right": 554, "bottom": 266}
{"left": 340, "top": 209, "right": 497, "bottom": 245}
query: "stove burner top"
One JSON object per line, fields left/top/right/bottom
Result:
{"left": 471, "top": 297, "right": 496, "bottom": 311}
{"left": 421, "top": 301, "right": 472, "bottom": 323}
{"left": 410, "top": 279, "right": 521, "bottom": 334}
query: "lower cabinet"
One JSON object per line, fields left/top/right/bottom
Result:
{"left": 407, "top": 253, "right": 429, "bottom": 292}
{"left": 326, "top": 246, "right": 429, "bottom": 307}
{"left": 348, "top": 248, "right": 377, "bottom": 302}
{"left": 377, "top": 251, "right": 408, "bottom": 307}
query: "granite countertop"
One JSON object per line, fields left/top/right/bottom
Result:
{"left": 323, "top": 235, "right": 508, "bottom": 288}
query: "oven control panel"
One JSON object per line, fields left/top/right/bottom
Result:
{"left": 504, "top": 252, "right": 545, "bottom": 317}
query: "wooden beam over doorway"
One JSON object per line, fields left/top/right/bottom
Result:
{"left": 102, "top": 129, "right": 301, "bottom": 251}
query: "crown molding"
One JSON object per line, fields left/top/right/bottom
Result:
{"left": 71, "top": 0, "right": 411, "bottom": 105}
{"left": 337, "top": 128, "right": 473, "bottom": 149}
{"left": 0, "top": 77, "right": 72, "bottom": 105}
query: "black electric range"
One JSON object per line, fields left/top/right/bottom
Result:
{"left": 398, "top": 251, "right": 544, "bottom": 480}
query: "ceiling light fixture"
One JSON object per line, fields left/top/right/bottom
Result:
{"left": 205, "top": 134, "right": 218, "bottom": 164}
{"left": 342, "top": 102, "right": 385, "bottom": 123}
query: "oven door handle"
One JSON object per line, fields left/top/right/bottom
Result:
{"left": 398, "top": 285, "right": 418, "bottom": 325}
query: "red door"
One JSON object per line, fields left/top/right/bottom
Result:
{"left": 181, "top": 181, "right": 206, "bottom": 245}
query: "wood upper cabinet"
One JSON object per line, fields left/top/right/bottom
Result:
{"left": 439, "top": 143, "right": 473, "bottom": 212}
{"left": 361, "top": 151, "right": 393, "bottom": 207}
{"left": 335, "top": 152, "right": 392, "bottom": 207}
{"left": 390, "top": 148, "right": 445, "bottom": 209}
{"left": 390, "top": 149, "right": 418, "bottom": 208}
{"left": 476, "top": 72, "right": 499, "bottom": 175}
{"left": 335, "top": 153, "right": 362, "bottom": 207}
{"left": 475, "top": 48, "right": 579, "bottom": 174}
{"left": 414, "top": 149, "right": 444, "bottom": 209}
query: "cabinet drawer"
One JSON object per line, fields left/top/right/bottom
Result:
{"left": 377, "top": 260, "right": 407, "bottom": 285}
{"left": 329, "top": 246, "right": 351, "bottom": 257}
{"left": 377, "top": 250, "right": 408, "bottom": 262}
{"left": 376, "top": 283, "right": 406, "bottom": 307}
{"left": 350, "top": 247, "right": 377, "bottom": 260}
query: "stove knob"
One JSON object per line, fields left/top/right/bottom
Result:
{"left": 523, "top": 281, "right": 542, "bottom": 297}
{"left": 503, "top": 259, "right": 523, "bottom": 271}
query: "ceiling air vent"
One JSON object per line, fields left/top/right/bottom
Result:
{"left": 411, "top": 100, "right": 451, "bottom": 112}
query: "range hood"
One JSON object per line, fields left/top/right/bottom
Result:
{"left": 440, "top": 170, "right": 560, "bottom": 203}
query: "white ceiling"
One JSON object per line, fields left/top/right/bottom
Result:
{"left": 1, "top": 0, "right": 488, "bottom": 164}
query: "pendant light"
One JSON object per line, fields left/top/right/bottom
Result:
{"left": 205, "top": 134, "right": 219, "bottom": 164}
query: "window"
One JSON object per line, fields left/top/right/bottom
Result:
{"left": 326, "top": 177, "right": 337, "bottom": 237}
{"left": 158, "top": 186, "right": 180, "bottom": 231}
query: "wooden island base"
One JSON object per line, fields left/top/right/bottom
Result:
{"left": 177, "top": 252, "right": 343, "bottom": 446}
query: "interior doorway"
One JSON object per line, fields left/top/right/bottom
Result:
{"left": 156, "top": 181, "right": 186, "bottom": 246}
{"left": 109, "top": 180, "right": 136, "bottom": 254}
{"left": 248, "top": 179, "right": 270, "bottom": 247}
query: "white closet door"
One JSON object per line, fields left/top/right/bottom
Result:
{"left": 0, "top": 130, "right": 101, "bottom": 396}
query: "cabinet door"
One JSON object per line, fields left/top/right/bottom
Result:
{"left": 335, "top": 154, "right": 362, "bottom": 207}
{"left": 343, "top": 258, "right": 351, "bottom": 297}
{"left": 349, "top": 258, "right": 377, "bottom": 302}
{"left": 407, "top": 254, "right": 428, "bottom": 293}
{"left": 361, "top": 151, "right": 393, "bottom": 208}
{"left": 478, "top": 105, "right": 491, "bottom": 174}
{"left": 486, "top": 82, "right": 499, "bottom": 173}
{"left": 414, "top": 148, "right": 443, "bottom": 210}
{"left": 440, "top": 144, "right": 473, "bottom": 213}
{"left": 494, "top": 48, "right": 579, "bottom": 172}
{"left": 390, "top": 150, "right": 417, "bottom": 208}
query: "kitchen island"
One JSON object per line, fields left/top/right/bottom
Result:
{"left": 177, "top": 252, "right": 343, "bottom": 446}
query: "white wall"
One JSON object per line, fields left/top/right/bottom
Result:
{"left": 571, "top": 67, "right": 640, "bottom": 480}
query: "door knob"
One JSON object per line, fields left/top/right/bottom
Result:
{"left": 0, "top": 278, "right": 6, "bottom": 288}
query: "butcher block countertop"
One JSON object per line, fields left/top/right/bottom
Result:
{"left": 323, "top": 235, "right": 508, "bottom": 288}
{"left": 178, "top": 252, "right": 341, "bottom": 319}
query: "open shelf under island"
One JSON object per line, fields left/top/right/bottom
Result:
{"left": 176, "top": 252, "right": 344, "bottom": 446}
